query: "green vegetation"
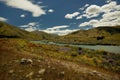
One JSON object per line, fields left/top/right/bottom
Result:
{"left": 2, "top": 39, "right": 120, "bottom": 80}
{"left": 1, "top": 21, "right": 120, "bottom": 45}
{"left": 0, "top": 21, "right": 56, "bottom": 40}
{"left": 30, "top": 42, "right": 120, "bottom": 73}
{"left": 31, "top": 30, "right": 59, "bottom": 40}
{"left": 53, "top": 26, "right": 120, "bottom": 45}
{"left": 0, "top": 22, "right": 120, "bottom": 80}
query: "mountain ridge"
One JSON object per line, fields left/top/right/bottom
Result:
{"left": 54, "top": 26, "right": 120, "bottom": 45}
{"left": 0, "top": 21, "right": 56, "bottom": 40}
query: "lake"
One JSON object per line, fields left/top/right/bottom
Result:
{"left": 31, "top": 41, "right": 120, "bottom": 54}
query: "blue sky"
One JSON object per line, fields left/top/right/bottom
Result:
{"left": 0, "top": 0, "right": 120, "bottom": 35}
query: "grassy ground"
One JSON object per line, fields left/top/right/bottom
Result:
{"left": 0, "top": 38, "right": 120, "bottom": 80}
{"left": 51, "top": 26, "right": 120, "bottom": 45}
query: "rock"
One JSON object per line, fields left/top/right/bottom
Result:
{"left": 38, "top": 69, "right": 46, "bottom": 74}
{"left": 20, "top": 58, "right": 33, "bottom": 65}
{"left": 89, "top": 70, "right": 98, "bottom": 75}
{"left": 27, "top": 59, "right": 33, "bottom": 64}
{"left": 90, "top": 70, "right": 100, "bottom": 75}
{"left": 92, "top": 70, "right": 97, "bottom": 74}
{"left": 26, "top": 72, "right": 34, "bottom": 78}
{"left": 20, "top": 58, "right": 27, "bottom": 65}
{"left": 8, "top": 70, "right": 14, "bottom": 74}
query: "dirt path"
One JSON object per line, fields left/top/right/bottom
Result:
{"left": 45, "top": 57, "right": 120, "bottom": 80}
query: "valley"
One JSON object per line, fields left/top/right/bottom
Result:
{"left": 0, "top": 21, "right": 120, "bottom": 80}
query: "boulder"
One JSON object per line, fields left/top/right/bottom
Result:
{"left": 38, "top": 69, "right": 46, "bottom": 74}
{"left": 20, "top": 58, "right": 33, "bottom": 65}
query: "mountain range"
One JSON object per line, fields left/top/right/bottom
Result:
{"left": 0, "top": 21, "right": 120, "bottom": 45}
{"left": 57, "top": 26, "right": 120, "bottom": 45}
{"left": 0, "top": 21, "right": 57, "bottom": 40}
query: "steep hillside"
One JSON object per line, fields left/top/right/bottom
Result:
{"left": 57, "top": 26, "right": 120, "bottom": 45}
{"left": 0, "top": 21, "right": 43, "bottom": 40}
{"left": 31, "top": 31, "right": 59, "bottom": 40}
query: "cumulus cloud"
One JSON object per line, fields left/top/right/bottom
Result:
{"left": 47, "top": 25, "right": 69, "bottom": 31}
{"left": 102, "top": 1, "right": 117, "bottom": 13}
{"left": 20, "top": 23, "right": 79, "bottom": 35}
{"left": 82, "top": 1, "right": 120, "bottom": 19}
{"left": 106, "top": 0, "right": 112, "bottom": 3}
{"left": 20, "top": 14, "right": 26, "bottom": 18}
{"left": 76, "top": 15, "right": 83, "bottom": 20}
{"left": 85, "top": 4, "right": 89, "bottom": 7}
{"left": 65, "top": 12, "right": 80, "bottom": 19}
{"left": 79, "top": 4, "right": 89, "bottom": 11}
{"left": 79, "top": 1, "right": 120, "bottom": 28}
{"left": 85, "top": 5, "right": 101, "bottom": 18}
{"left": 39, "top": 25, "right": 79, "bottom": 35}
{"left": 40, "top": 29, "right": 79, "bottom": 36}
{"left": 79, "top": 11, "right": 120, "bottom": 27}
{"left": 0, "top": 0, "right": 46, "bottom": 17}
{"left": 0, "top": 17, "right": 7, "bottom": 22}
{"left": 48, "top": 9, "right": 54, "bottom": 13}
{"left": 20, "top": 22, "right": 39, "bottom": 32}
{"left": 102, "top": 11, "right": 120, "bottom": 21}
{"left": 25, "top": 27, "right": 37, "bottom": 32}
{"left": 79, "top": 19, "right": 99, "bottom": 27}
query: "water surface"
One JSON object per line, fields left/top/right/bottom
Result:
{"left": 31, "top": 41, "right": 120, "bottom": 54}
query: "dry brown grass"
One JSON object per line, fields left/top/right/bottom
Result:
{"left": 0, "top": 38, "right": 119, "bottom": 80}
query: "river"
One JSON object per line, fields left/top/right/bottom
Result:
{"left": 31, "top": 41, "right": 120, "bottom": 54}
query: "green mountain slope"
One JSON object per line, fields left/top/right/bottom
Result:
{"left": 31, "top": 30, "right": 59, "bottom": 40}
{"left": 57, "top": 26, "right": 120, "bottom": 45}
{"left": 0, "top": 21, "right": 54, "bottom": 40}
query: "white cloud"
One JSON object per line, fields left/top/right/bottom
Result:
{"left": 0, "top": 17, "right": 7, "bottom": 22}
{"left": 25, "top": 26, "right": 36, "bottom": 32}
{"left": 48, "top": 9, "right": 54, "bottom": 13}
{"left": 106, "top": 0, "right": 112, "bottom": 3}
{"left": 79, "top": 22, "right": 89, "bottom": 27}
{"left": 39, "top": 25, "right": 79, "bottom": 36}
{"left": 79, "top": 12, "right": 120, "bottom": 27}
{"left": 76, "top": 15, "right": 83, "bottom": 20}
{"left": 101, "top": 1, "right": 117, "bottom": 13}
{"left": 28, "top": 22, "right": 38, "bottom": 26}
{"left": 85, "top": 4, "right": 89, "bottom": 7}
{"left": 79, "top": 4, "right": 89, "bottom": 11}
{"left": 20, "top": 22, "right": 39, "bottom": 32}
{"left": 47, "top": 25, "right": 69, "bottom": 31}
{"left": 82, "top": 1, "right": 119, "bottom": 18}
{"left": 85, "top": 5, "right": 101, "bottom": 18}
{"left": 20, "top": 14, "right": 25, "bottom": 18}
{"left": 65, "top": 12, "right": 80, "bottom": 19}
{"left": 79, "top": 1, "right": 120, "bottom": 28}
{"left": 102, "top": 11, "right": 120, "bottom": 21}
{"left": 0, "top": 0, "right": 46, "bottom": 17}
{"left": 79, "top": 7, "right": 84, "bottom": 11}
{"left": 40, "top": 29, "right": 79, "bottom": 36}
